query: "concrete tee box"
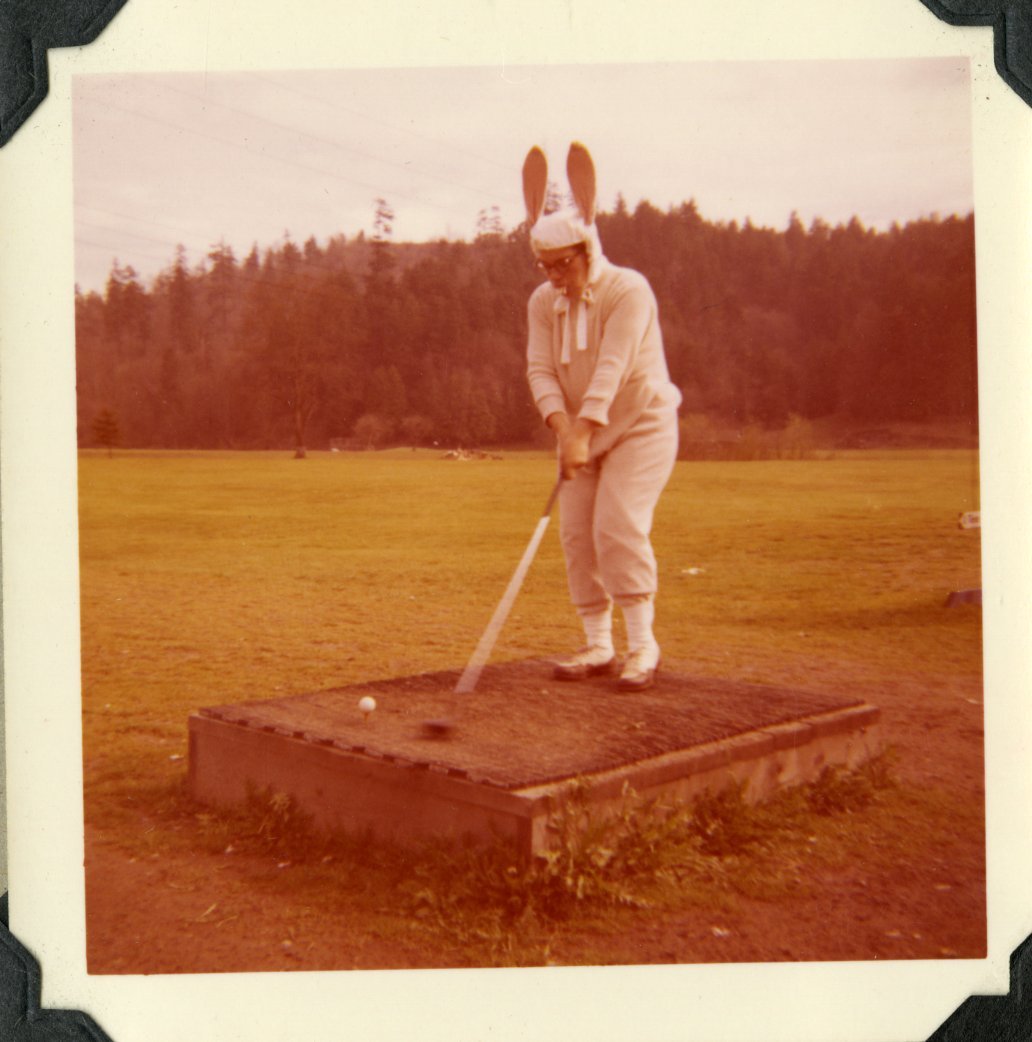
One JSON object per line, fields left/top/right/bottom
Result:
{"left": 188, "top": 663, "right": 882, "bottom": 859}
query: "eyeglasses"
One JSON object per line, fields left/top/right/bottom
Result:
{"left": 536, "top": 250, "right": 584, "bottom": 275}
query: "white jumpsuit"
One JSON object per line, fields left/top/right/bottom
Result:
{"left": 526, "top": 257, "right": 681, "bottom": 616}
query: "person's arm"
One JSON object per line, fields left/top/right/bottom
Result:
{"left": 545, "top": 411, "right": 599, "bottom": 478}
{"left": 526, "top": 291, "right": 566, "bottom": 422}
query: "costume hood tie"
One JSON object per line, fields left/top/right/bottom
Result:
{"left": 551, "top": 280, "right": 600, "bottom": 364}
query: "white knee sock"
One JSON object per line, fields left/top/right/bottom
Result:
{"left": 581, "top": 606, "right": 614, "bottom": 652}
{"left": 621, "top": 598, "right": 657, "bottom": 652}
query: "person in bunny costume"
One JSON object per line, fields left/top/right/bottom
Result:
{"left": 523, "top": 142, "right": 682, "bottom": 691}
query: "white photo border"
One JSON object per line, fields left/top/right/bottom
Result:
{"left": 2, "top": 2, "right": 1030, "bottom": 1041}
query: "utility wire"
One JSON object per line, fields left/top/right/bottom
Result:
{"left": 158, "top": 78, "right": 504, "bottom": 206}
{"left": 87, "top": 93, "right": 492, "bottom": 221}
{"left": 248, "top": 70, "right": 515, "bottom": 174}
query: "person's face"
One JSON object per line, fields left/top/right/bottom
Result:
{"left": 536, "top": 245, "right": 589, "bottom": 298}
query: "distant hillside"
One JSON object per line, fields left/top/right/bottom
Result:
{"left": 75, "top": 201, "right": 977, "bottom": 453}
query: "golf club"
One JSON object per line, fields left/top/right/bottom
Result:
{"left": 453, "top": 472, "right": 564, "bottom": 695}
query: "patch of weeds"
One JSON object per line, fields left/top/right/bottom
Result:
{"left": 395, "top": 842, "right": 545, "bottom": 965}
{"left": 862, "top": 747, "right": 900, "bottom": 790}
{"left": 387, "top": 782, "right": 721, "bottom": 964}
{"left": 688, "top": 782, "right": 770, "bottom": 856}
{"left": 686, "top": 752, "right": 899, "bottom": 859}
{"left": 807, "top": 766, "right": 875, "bottom": 815}
{"left": 807, "top": 749, "right": 898, "bottom": 817}
{"left": 192, "top": 784, "right": 324, "bottom": 860}
{"left": 246, "top": 786, "right": 317, "bottom": 853}
{"left": 149, "top": 753, "right": 905, "bottom": 966}
{"left": 530, "top": 782, "right": 707, "bottom": 916}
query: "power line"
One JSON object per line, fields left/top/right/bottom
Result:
{"left": 76, "top": 223, "right": 184, "bottom": 251}
{"left": 158, "top": 78, "right": 505, "bottom": 206}
{"left": 86, "top": 93, "right": 494, "bottom": 223}
{"left": 248, "top": 70, "right": 514, "bottom": 174}
{"left": 75, "top": 78, "right": 521, "bottom": 289}
{"left": 75, "top": 236, "right": 179, "bottom": 265}
{"left": 77, "top": 203, "right": 200, "bottom": 241}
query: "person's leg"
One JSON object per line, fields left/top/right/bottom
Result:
{"left": 558, "top": 461, "right": 607, "bottom": 611}
{"left": 553, "top": 462, "right": 616, "bottom": 679}
{"left": 593, "top": 408, "right": 679, "bottom": 688}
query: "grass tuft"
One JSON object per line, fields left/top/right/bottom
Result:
{"left": 688, "top": 782, "right": 768, "bottom": 856}
{"left": 806, "top": 750, "right": 899, "bottom": 816}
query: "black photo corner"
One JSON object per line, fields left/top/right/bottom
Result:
{"left": 0, "top": 0, "right": 1030, "bottom": 1039}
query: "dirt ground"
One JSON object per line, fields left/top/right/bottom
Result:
{"left": 83, "top": 644, "right": 986, "bottom": 973}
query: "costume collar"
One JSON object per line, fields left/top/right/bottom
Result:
{"left": 553, "top": 258, "right": 609, "bottom": 362}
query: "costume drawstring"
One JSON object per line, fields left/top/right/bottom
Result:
{"left": 555, "top": 287, "right": 593, "bottom": 365}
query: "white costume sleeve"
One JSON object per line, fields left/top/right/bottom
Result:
{"left": 526, "top": 286, "right": 566, "bottom": 421}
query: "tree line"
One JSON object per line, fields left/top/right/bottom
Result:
{"left": 75, "top": 198, "right": 977, "bottom": 454}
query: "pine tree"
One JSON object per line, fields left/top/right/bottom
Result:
{"left": 92, "top": 408, "right": 121, "bottom": 457}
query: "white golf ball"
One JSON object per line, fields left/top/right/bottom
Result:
{"left": 358, "top": 695, "right": 376, "bottom": 714}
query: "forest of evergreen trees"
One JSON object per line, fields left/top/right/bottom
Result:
{"left": 74, "top": 198, "right": 978, "bottom": 454}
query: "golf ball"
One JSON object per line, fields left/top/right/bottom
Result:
{"left": 358, "top": 695, "right": 376, "bottom": 714}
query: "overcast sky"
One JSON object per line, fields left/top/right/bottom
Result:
{"left": 72, "top": 57, "right": 973, "bottom": 292}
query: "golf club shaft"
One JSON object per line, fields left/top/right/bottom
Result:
{"left": 454, "top": 474, "right": 564, "bottom": 694}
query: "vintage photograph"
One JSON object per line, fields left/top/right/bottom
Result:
{"left": 70, "top": 58, "right": 986, "bottom": 976}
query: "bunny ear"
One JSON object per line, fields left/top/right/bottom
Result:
{"left": 522, "top": 146, "right": 548, "bottom": 226}
{"left": 567, "top": 142, "right": 596, "bottom": 225}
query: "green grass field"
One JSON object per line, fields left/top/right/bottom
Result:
{"left": 78, "top": 448, "right": 984, "bottom": 967}
{"left": 78, "top": 446, "right": 980, "bottom": 739}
